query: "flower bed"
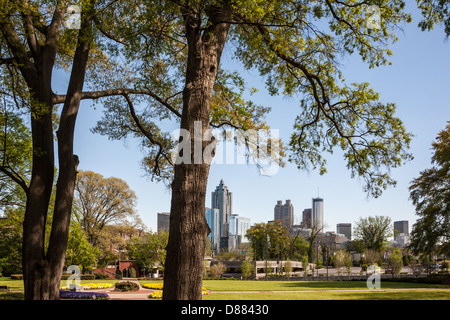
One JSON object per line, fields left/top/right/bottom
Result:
{"left": 142, "top": 283, "right": 164, "bottom": 290}
{"left": 60, "top": 290, "right": 110, "bottom": 300}
{"left": 60, "top": 283, "right": 114, "bottom": 290}
{"left": 145, "top": 284, "right": 209, "bottom": 299}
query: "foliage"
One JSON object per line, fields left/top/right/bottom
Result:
{"left": 240, "top": 259, "right": 254, "bottom": 279}
{"left": 409, "top": 122, "right": 450, "bottom": 256}
{"left": 354, "top": 216, "right": 392, "bottom": 251}
{"left": 127, "top": 231, "right": 168, "bottom": 277}
{"left": 417, "top": 0, "right": 450, "bottom": 36}
{"left": 387, "top": 248, "right": 404, "bottom": 276}
{"left": 65, "top": 221, "right": 99, "bottom": 272}
{"left": 246, "top": 221, "right": 290, "bottom": 261}
{"left": 74, "top": 170, "right": 140, "bottom": 245}
{"left": 114, "top": 281, "right": 139, "bottom": 292}
{"left": 209, "top": 262, "right": 227, "bottom": 278}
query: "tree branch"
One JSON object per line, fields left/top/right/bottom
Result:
{"left": 53, "top": 88, "right": 182, "bottom": 118}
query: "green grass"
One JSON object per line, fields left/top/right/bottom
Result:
{"left": 202, "top": 289, "right": 450, "bottom": 300}
{"left": 1, "top": 278, "right": 449, "bottom": 300}
{"left": 200, "top": 280, "right": 448, "bottom": 291}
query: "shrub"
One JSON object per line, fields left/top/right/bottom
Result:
{"left": 114, "top": 281, "right": 139, "bottom": 292}
{"left": 209, "top": 262, "right": 227, "bottom": 277}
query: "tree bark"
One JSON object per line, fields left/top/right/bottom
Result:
{"left": 20, "top": 2, "right": 93, "bottom": 299}
{"left": 163, "top": 6, "right": 230, "bottom": 300}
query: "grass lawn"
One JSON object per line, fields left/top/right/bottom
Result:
{"left": 1, "top": 278, "right": 449, "bottom": 300}
{"left": 200, "top": 280, "right": 448, "bottom": 291}
{"left": 202, "top": 289, "right": 450, "bottom": 300}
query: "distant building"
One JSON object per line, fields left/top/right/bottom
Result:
{"left": 337, "top": 223, "right": 352, "bottom": 241}
{"left": 274, "top": 200, "right": 294, "bottom": 228}
{"left": 206, "top": 208, "right": 220, "bottom": 252}
{"left": 395, "top": 233, "right": 410, "bottom": 248}
{"left": 312, "top": 197, "right": 324, "bottom": 232}
{"left": 394, "top": 220, "right": 409, "bottom": 236}
{"left": 302, "top": 208, "right": 312, "bottom": 228}
{"left": 157, "top": 212, "right": 170, "bottom": 233}
{"left": 211, "top": 179, "right": 233, "bottom": 250}
{"left": 228, "top": 214, "right": 251, "bottom": 250}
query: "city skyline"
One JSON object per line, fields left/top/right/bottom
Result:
{"left": 157, "top": 178, "right": 412, "bottom": 242}
{"left": 68, "top": 3, "right": 449, "bottom": 235}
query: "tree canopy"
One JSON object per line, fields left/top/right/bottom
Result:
{"left": 409, "top": 122, "right": 450, "bottom": 256}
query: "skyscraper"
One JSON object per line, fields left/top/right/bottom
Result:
{"left": 274, "top": 200, "right": 294, "bottom": 228}
{"left": 337, "top": 223, "right": 352, "bottom": 240}
{"left": 211, "top": 179, "right": 232, "bottom": 249}
{"left": 157, "top": 212, "right": 170, "bottom": 233}
{"left": 394, "top": 220, "right": 409, "bottom": 236}
{"left": 205, "top": 207, "right": 220, "bottom": 252}
{"left": 312, "top": 197, "right": 324, "bottom": 232}
{"left": 302, "top": 208, "right": 312, "bottom": 228}
{"left": 228, "top": 214, "right": 251, "bottom": 250}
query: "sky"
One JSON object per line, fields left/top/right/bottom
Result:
{"left": 60, "top": 4, "right": 450, "bottom": 235}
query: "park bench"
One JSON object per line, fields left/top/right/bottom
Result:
{"left": 0, "top": 286, "right": 9, "bottom": 293}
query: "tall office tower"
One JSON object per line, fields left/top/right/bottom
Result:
{"left": 394, "top": 220, "right": 409, "bottom": 236}
{"left": 211, "top": 179, "right": 232, "bottom": 249}
{"left": 337, "top": 223, "right": 352, "bottom": 240}
{"left": 274, "top": 200, "right": 294, "bottom": 228}
{"left": 157, "top": 212, "right": 170, "bottom": 233}
{"left": 205, "top": 208, "right": 220, "bottom": 252}
{"left": 228, "top": 214, "right": 251, "bottom": 250}
{"left": 312, "top": 197, "right": 324, "bottom": 232}
{"left": 302, "top": 208, "right": 312, "bottom": 228}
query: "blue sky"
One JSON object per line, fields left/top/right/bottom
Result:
{"left": 66, "top": 5, "right": 449, "bottom": 235}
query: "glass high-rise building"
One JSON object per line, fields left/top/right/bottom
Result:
{"left": 205, "top": 208, "right": 220, "bottom": 252}
{"left": 211, "top": 179, "right": 232, "bottom": 249}
{"left": 394, "top": 220, "right": 409, "bottom": 236}
{"left": 312, "top": 197, "right": 324, "bottom": 232}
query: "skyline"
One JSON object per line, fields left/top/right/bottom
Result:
{"left": 64, "top": 3, "right": 449, "bottom": 234}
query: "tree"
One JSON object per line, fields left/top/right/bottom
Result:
{"left": 416, "top": 0, "right": 450, "bottom": 36}
{"left": 409, "top": 122, "right": 450, "bottom": 256}
{"left": 77, "top": 1, "right": 412, "bottom": 299}
{"left": 74, "top": 170, "right": 138, "bottom": 245}
{"left": 240, "top": 258, "right": 253, "bottom": 279}
{"left": 65, "top": 221, "right": 98, "bottom": 273}
{"left": 0, "top": 0, "right": 112, "bottom": 299}
{"left": 354, "top": 215, "right": 392, "bottom": 251}
{"left": 127, "top": 231, "right": 168, "bottom": 277}
{"left": 387, "top": 248, "right": 403, "bottom": 277}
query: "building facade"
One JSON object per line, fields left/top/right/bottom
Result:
{"left": 211, "top": 179, "right": 233, "bottom": 250}
{"left": 157, "top": 212, "right": 170, "bottom": 233}
{"left": 274, "top": 200, "right": 294, "bottom": 228}
{"left": 337, "top": 223, "right": 352, "bottom": 240}
{"left": 394, "top": 220, "right": 409, "bottom": 236}
{"left": 205, "top": 207, "right": 220, "bottom": 252}
{"left": 302, "top": 208, "right": 312, "bottom": 228}
{"left": 312, "top": 197, "right": 324, "bottom": 232}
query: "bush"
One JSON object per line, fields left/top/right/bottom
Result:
{"left": 94, "top": 272, "right": 110, "bottom": 279}
{"left": 114, "top": 281, "right": 140, "bottom": 292}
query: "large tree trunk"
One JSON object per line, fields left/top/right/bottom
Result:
{"left": 21, "top": 4, "right": 92, "bottom": 300}
{"left": 163, "top": 6, "right": 230, "bottom": 300}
